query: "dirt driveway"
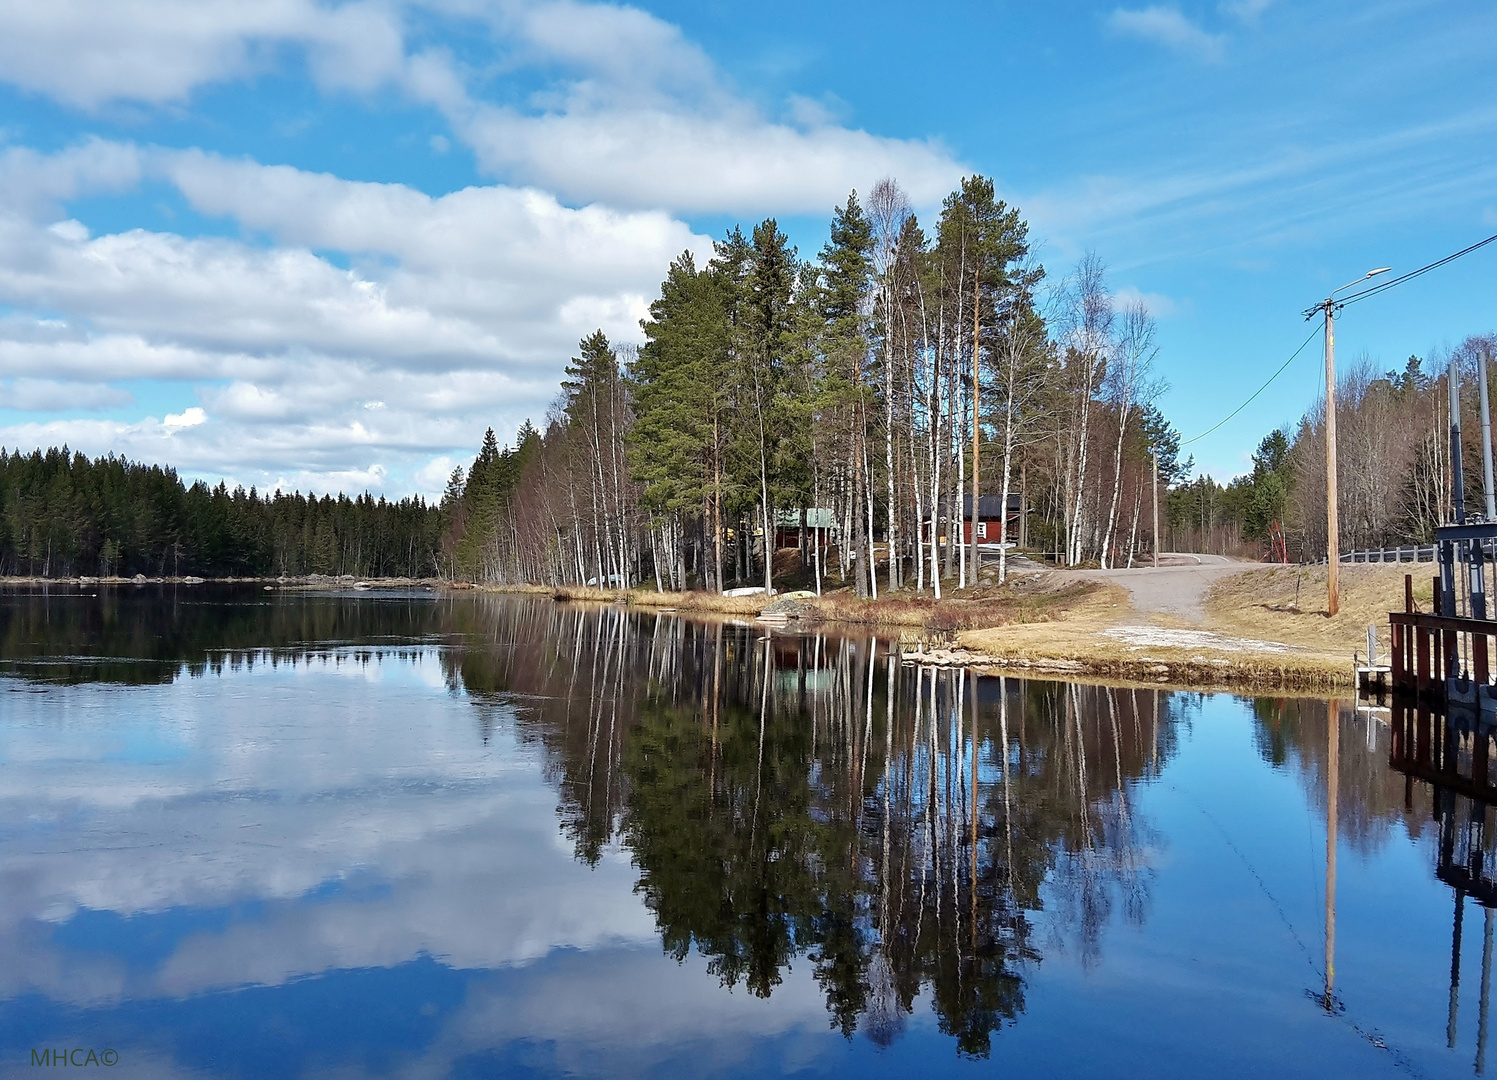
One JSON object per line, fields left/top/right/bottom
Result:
{"left": 1053, "top": 554, "right": 1269, "bottom": 624}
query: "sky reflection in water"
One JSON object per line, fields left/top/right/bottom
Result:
{"left": 0, "top": 587, "right": 1487, "bottom": 1078}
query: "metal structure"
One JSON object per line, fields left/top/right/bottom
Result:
{"left": 1390, "top": 356, "right": 1497, "bottom": 711}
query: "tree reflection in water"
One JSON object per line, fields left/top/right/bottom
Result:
{"left": 446, "top": 597, "right": 1177, "bottom": 1056}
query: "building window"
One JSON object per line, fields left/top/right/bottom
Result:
{"left": 977, "top": 521, "right": 987, "bottom": 539}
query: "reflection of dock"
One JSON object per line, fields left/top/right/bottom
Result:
{"left": 1386, "top": 695, "right": 1497, "bottom": 1066}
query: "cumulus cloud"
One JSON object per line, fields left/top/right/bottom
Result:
{"left": 0, "top": 0, "right": 966, "bottom": 217}
{"left": 415, "top": 1, "right": 963, "bottom": 213}
{"left": 0, "top": 2, "right": 973, "bottom": 489}
{"left": 0, "top": 377, "right": 132, "bottom": 412}
{"left": 450, "top": 102, "right": 960, "bottom": 215}
{"left": 1108, "top": 6, "right": 1226, "bottom": 63}
{"left": 0, "top": 0, "right": 406, "bottom": 109}
{"left": 0, "top": 142, "right": 709, "bottom": 492}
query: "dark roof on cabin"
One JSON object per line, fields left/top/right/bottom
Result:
{"left": 962, "top": 494, "right": 1022, "bottom": 519}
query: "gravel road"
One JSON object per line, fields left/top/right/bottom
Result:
{"left": 1054, "top": 553, "right": 1268, "bottom": 623}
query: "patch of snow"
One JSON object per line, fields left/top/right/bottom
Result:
{"left": 1101, "top": 625, "right": 1296, "bottom": 654}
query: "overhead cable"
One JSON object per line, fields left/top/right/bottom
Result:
{"left": 1179, "top": 326, "right": 1321, "bottom": 447}
{"left": 1337, "top": 231, "right": 1497, "bottom": 309}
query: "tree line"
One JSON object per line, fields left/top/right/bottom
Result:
{"left": 1160, "top": 335, "right": 1496, "bottom": 559}
{"left": 0, "top": 446, "right": 443, "bottom": 578}
{"left": 445, "top": 175, "right": 1187, "bottom": 592}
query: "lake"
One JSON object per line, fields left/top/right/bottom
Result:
{"left": 0, "top": 585, "right": 1488, "bottom": 1078}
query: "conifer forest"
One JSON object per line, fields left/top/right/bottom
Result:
{"left": 440, "top": 177, "right": 1189, "bottom": 596}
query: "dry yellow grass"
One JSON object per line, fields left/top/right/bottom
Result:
{"left": 476, "top": 565, "right": 1423, "bottom": 691}
{"left": 476, "top": 577, "right": 1110, "bottom": 629}
{"left": 950, "top": 564, "right": 1419, "bottom": 691}
{"left": 1203, "top": 563, "right": 1427, "bottom": 657}
{"left": 802, "top": 579, "right": 1105, "bottom": 632}
{"left": 537, "top": 585, "right": 771, "bottom": 616}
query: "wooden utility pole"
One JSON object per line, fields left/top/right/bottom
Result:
{"left": 1324, "top": 302, "right": 1341, "bottom": 616}
{"left": 1152, "top": 452, "right": 1160, "bottom": 568}
{"left": 1310, "top": 268, "right": 1389, "bottom": 614}
{"left": 971, "top": 264, "right": 981, "bottom": 586}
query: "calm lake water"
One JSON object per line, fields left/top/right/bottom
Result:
{"left": 0, "top": 586, "right": 1489, "bottom": 1078}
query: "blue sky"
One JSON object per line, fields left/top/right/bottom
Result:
{"left": 0, "top": 0, "right": 1492, "bottom": 495}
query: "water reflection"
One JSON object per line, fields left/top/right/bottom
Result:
{"left": 436, "top": 599, "right": 1177, "bottom": 1056}
{"left": 0, "top": 583, "right": 444, "bottom": 684}
{"left": 0, "top": 587, "right": 1491, "bottom": 1076}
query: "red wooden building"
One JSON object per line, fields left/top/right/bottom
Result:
{"left": 921, "top": 494, "right": 1023, "bottom": 544}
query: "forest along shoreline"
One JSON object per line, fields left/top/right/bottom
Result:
{"left": 460, "top": 560, "right": 1414, "bottom": 692}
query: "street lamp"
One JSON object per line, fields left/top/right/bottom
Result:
{"left": 1307, "top": 267, "right": 1391, "bottom": 616}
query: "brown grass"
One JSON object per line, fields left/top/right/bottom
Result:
{"left": 474, "top": 576, "right": 1110, "bottom": 631}
{"left": 1203, "top": 563, "right": 1426, "bottom": 657}
{"left": 804, "top": 579, "right": 1107, "bottom": 634}
{"left": 947, "top": 561, "right": 1426, "bottom": 690}
{"left": 536, "top": 585, "right": 771, "bottom": 615}
{"left": 949, "top": 617, "right": 1350, "bottom": 691}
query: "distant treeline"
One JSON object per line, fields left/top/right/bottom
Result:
{"left": 1162, "top": 335, "right": 1497, "bottom": 559}
{"left": 0, "top": 447, "right": 443, "bottom": 578}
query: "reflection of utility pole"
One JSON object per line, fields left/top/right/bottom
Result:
{"left": 1479, "top": 906, "right": 1493, "bottom": 1074}
{"left": 1324, "top": 697, "right": 1339, "bottom": 1010}
{"left": 1452, "top": 889, "right": 1467, "bottom": 1049}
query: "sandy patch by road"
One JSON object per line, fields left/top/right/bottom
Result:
{"left": 1100, "top": 625, "right": 1297, "bottom": 654}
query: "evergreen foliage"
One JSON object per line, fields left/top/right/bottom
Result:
{"left": 0, "top": 446, "right": 442, "bottom": 578}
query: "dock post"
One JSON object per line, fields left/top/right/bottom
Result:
{"left": 1419, "top": 624, "right": 1433, "bottom": 697}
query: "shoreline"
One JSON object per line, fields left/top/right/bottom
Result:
{"left": 1, "top": 568, "right": 1397, "bottom": 692}
{"left": 467, "top": 579, "right": 1367, "bottom": 692}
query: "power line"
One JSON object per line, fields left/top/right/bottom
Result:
{"left": 1183, "top": 230, "right": 1497, "bottom": 447}
{"left": 1179, "top": 325, "right": 1321, "bottom": 447}
{"left": 1337, "top": 230, "right": 1497, "bottom": 309}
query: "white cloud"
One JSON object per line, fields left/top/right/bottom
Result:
{"left": 162, "top": 406, "right": 207, "bottom": 429}
{"left": 1108, "top": 6, "right": 1226, "bottom": 63}
{"left": 0, "top": 0, "right": 406, "bottom": 109}
{"left": 1112, "top": 285, "right": 1178, "bottom": 319}
{"left": 0, "top": 142, "right": 707, "bottom": 492}
{"left": 0, "top": 1, "right": 967, "bottom": 218}
{"left": 413, "top": 1, "right": 964, "bottom": 214}
{"left": 0, "top": 2, "right": 975, "bottom": 489}
{"left": 415, "top": 454, "right": 458, "bottom": 494}
{"left": 0, "top": 377, "right": 132, "bottom": 412}
{"left": 449, "top": 101, "right": 960, "bottom": 215}
{"left": 1220, "top": 0, "right": 1275, "bottom": 22}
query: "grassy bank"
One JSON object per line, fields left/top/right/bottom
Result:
{"left": 954, "top": 562, "right": 1418, "bottom": 690}
{"left": 479, "top": 576, "right": 1106, "bottom": 632}
{"left": 466, "top": 564, "right": 1423, "bottom": 691}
